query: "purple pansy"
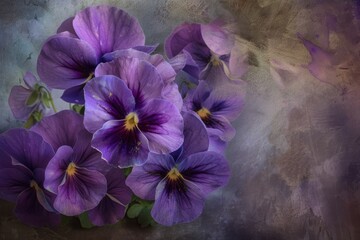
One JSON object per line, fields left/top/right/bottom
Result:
{"left": 84, "top": 74, "right": 184, "bottom": 168}
{"left": 88, "top": 167, "right": 132, "bottom": 226}
{"left": 0, "top": 129, "right": 60, "bottom": 227}
{"left": 126, "top": 112, "right": 230, "bottom": 226}
{"left": 184, "top": 80, "right": 244, "bottom": 143}
{"left": 8, "top": 72, "right": 51, "bottom": 121}
{"left": 101, "top": 48, "right": 183, "bottom": 109}
{"left": 31, "top": 110, "right": 85, "bottom": 150}
{"left": 37, "top": 5, "right": 147, "bottom": 104}
{"left": 165, "top": 21, "right": 246, "bottom": 85}
{"left": 44, "top": 129, "right": 107, "bottom": 216}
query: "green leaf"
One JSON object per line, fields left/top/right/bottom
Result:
{"left": 78, "top": 212, "right": 94, "bottom": 229}
{"left": 32, "top": 111, "right": 42, "bottom": 122}
{"left": 126, "top": 203, "right": 144, "bottom": 219}
{"left": 33, "top": 83, "right": 41, "bottom": 91}
{"left": 72, "top": 104, "right": 85, "bottom": 115}
{"left": 26, "top": 91, "right": 39, "bottom": 106}
{"left": 61, "top": 215, "right": 72, "bottom": 225}
{"left": 137, "top": 206, "right": 156, "bottom": 228}
{"left": 123, "top": 167, "right": 132, "bottom": 176}
{"left": 23, "top": 115, "right": 35, "bottom": 129}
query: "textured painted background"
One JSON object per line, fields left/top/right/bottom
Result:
{"left": 1, "top": 0, "right": 360, "bottom": 239}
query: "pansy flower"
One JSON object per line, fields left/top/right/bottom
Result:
{"left": 84, "top": 73, "right": 184, "bottom": 168}
{"left": 9, "top": 71, "right": 52, "bottom": 122}
{"left": 31, "top": 110, "right": 109, "bottom": 216}
{"left": 37, "top": 5, "right": 147, "bottom": 104}
{"left": 88, "top": 167, "right": 132, "bottom": 226}
{"left": 101, "top": 48, "right": 183, "bottom": 109}
{"left": 31, "top": 110, "right": 85, "bottom": 150}
{"left": 184, "top": 80, "right": 244, "bottom": 143}
{"left": 44, "top": 129, "right": 107, "bottom": 216}
{"left": 0, "top": 129, "right": 60, "bottom": 227}
{"left": 126, "top": 112, "right": 230, "bottom": 226}
{"left": 165, "top": 21, "right": 246, "bottom": 85}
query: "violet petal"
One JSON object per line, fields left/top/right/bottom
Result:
{"left": 37, "top": 35, "right": 98, "bottom": 89}
{"left": 31, "top": 110, "right": 85, "bottom": 150}
{"left": 84, "top": 75, "right": 135, "bottom": 133}
{"left": 73, "top": 5, "right": 145, "bottom": 57}
{"left": 0, "top": 128, "right": 54, "bottom": 171}
{"left": 138, "top": 99, "right": 184, "bottom": 154}
{"left": 126, "top": 153, "right": 174, "bottom": 200}
{"left": 44, "top": 145, "right": 73, "bottom": 194}
{"left": 54, "top": 168, "right": 107, "bottom": 216}
{"left": 151, "top": 178, "right": 205, "bottom": 226}
{"left": 178, "top": 151, "right": 230, "bottom": 196}
{"left": 15, "top": 187, "right": 61, "bottom": 227}
{"left": 91, "top": 120, "right": 150, "bottom": 167}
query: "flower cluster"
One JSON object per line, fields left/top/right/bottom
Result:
{"left": 1, "top": 5, "right": 245, "bottom": 227}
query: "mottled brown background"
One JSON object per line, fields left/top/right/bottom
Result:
{"left": 1, "top": 0, "right": 360, "bottom": 239}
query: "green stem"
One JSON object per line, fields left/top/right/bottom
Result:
{"left": 39, "top": 86, "right": 57, "bottom": 113}
{"left": 49, "top": 96, "right": 57, "bottom": 113}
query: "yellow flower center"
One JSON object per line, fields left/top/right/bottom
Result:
{"left": 166, "top": 168, "right": 183, "bottom": 181}
{"left": 124, "top": 112, "right": 139, "bottom": 131}
{"left": 196, "top": 107, "right": 211, "bottom": 120}
{"left": 66, "top": 162, "right": 77, "bottom": 176}
{"left": 210, "top": 54, "right": 221, "bottom": 66}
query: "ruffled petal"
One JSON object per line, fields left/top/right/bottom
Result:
{"left": 88, "top": 168, "right": 132, "bottom": 226}
{"left": 207, "top": 128, "right": 227, "bottom": 155}
{"left": 178, "top": 151, "right": 230, "bottom": 196}
{"left": 104, "top": 168, "right": 132, "bottom": 206}
{"left": 126, "top": 153, "right": 174, "bottom": 200}
{"left": 84, "top": 75, "right": 135, "bottom": 133}
{"left": 37, "top": 35, "right": 98, "bottom": 89}
{"left": 0, "top": 166, "right": 32, "bottom": 202}
{"left": 44, "top": 145, "right": 73, "bottom": 194}
{"left": 0, "top": 128, "right": 54, "bottom": 171}
{"left": 200, "top": 21, "right": 234, "bottom": 56}
{"left": 132, "top": 44, "right": 158, "bottom": 54}
{"left": 138, "top": 99, "right": 184, "bottom": 154}
{"left": 73, "top": 5, "right": 145, "bottom": 57}
{"left": 72, "top": 129, "right": 108, "bottom": 172}
{"left": 179, "top": 112, "right": 209, "bottom": 161}
{"left": 151, "top": 178, "right": 205, "bottom": 226}
{"left": 102, "top": 49, "right": 176, "bottom": 84}
{"left": 95, "top": 57, "right": 163, "bottom": 107}
{"left": 54, "top": 168, "right": 107, "bottom": 216}
{"left": 60, "top": 83, "right": 86, "bottom": 104}
{"left": 92, "top": 120, "right": 150, "bottom": 167}
{"left": 8, "top": 85, "right": 34, "bottom": 120}
{"left": 33, "top": 168, "right": 57, "bottom": 212}
{"left": 162, "top": 82, "right": 183, "bottom": 110}
{"left": 203, "top": 82, "right": 245, "bottom": 121}
{"left": 57, "top": 17, "right": 77, "bottom": 36}
{"left": 31, "top": 110, "right": 84, "bottom": 150}
{"left": 168, "top": 53, "right": 187, "bottom": 73}
{"left": 182, "top": 42, "right": 211, "bottom": 72}
{"left": 183, "top": 80, "right": 211, "bottom": 111}
{"left": 15, "top": 187, "right": 61, "bottom": 227}
{"left": 204, "top": 115, "right": 236, "bottom": 142}
{"left": 165, "top": 23, "right": 204, "bottom": 58}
